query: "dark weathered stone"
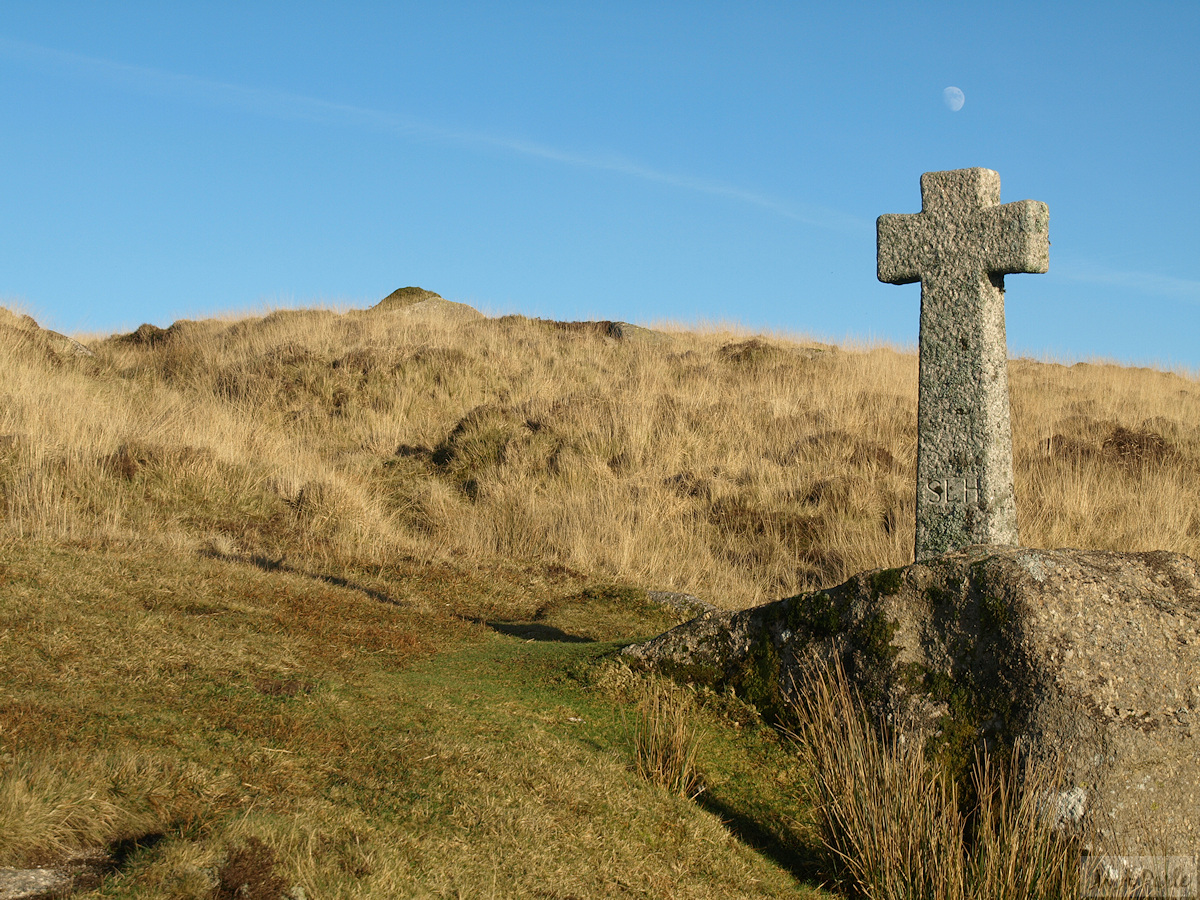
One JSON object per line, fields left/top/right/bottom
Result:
{"left": 878, "top": 169, "right": 1049, "bottom": 560}
{"left": 624, "top": 546, "right": 1200, "bottom": 855}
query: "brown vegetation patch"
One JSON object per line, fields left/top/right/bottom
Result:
{"left": 494, "top": 314, "right": 632, "bottom": 341}
{"left": 850, "top": 443, "right": 898, "bottom": 470}
{"left": 394, "top": 443, "right": 433, "bottom": 459}
{"left": 1102, "top": 425, "right": 1172, "bottom": 465}
{"left": 0, "top": 323, "right": 37, "bottom": 358}
{"left": 258, "top": 309, "right": 338, "bottom": 331}
{"left": 550, "top": 319, "right": 628, "bottom": 340}
{"left": 800, "top": 429, "right": 854, "bottom": 451}
{"left": 102, "top": 443, "right": 213, "bottom": 480}
{"left": 331, "top": 347, "right": 399, "bottom": 375}
{"left": 110, "top": 319, "right": 216, "bottom": 351}
{"left": 801, "top": 476, "right": 854, "bottom": 507}
{"left": 606, "top": 451, "right": 631, "bottom": 473}
{"left": 0, "top": 308, "right": 40, "bottom": 332}
{"left": 105, "top": 441, "right": 165, "bottom": 480}
{"left": 784, "top": 430, "right": 901, "bottom": 472}
{"left": 216, "top": 837, "right": 288, "bottom": 900}
{"left": 252, "top": 676, "right": 315, "bottom": 698}
{"left": 280, "top": 480, "right": 332, "bottom": 517}
{"left": 429, "top": 402, "right": 581, "bottom": 486}
{"left": 260, "top": 343, "right": 322, "bottom": 369}
{"left": 0, "top": 310, "right": 94, "bottom": 361}
{"left": 114, "top": 322, "right": 171, "bottom": 348}
{"left": 1041, "top": 433, "right": 1096, "bottom": 463}
{"left": 719, "top": 338, "right": 781, "bottom": 367}
{"left": 268, "top": 590, "right": 429, "bottom": 664}
{"left": 1040, "top": 424, "right": 1174, "bottom": 469}
{"left": 705, "top": 497, "right": 841, "bottom": 587}
{"left": 664, "top": 471, "right": 713, "bottom": 501}
{"left": 404, "top": 346, "right": 469, "bottom": 369}
{"left": 432, "top": 404, "right": 527, "bottom": 474}
{"left": 0, "top": 699, "right": 87, "bottom": 746}
{"left": 707, "top": 497, "right": 771, "bottom": 536}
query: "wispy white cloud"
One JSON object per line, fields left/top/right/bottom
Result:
{"left": 0, "top": 35, "right": 868, "bottom": 233}
{"left": 1053, "top": 259, "right": 1200, "bottom": 305}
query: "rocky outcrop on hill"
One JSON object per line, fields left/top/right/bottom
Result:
{"left": 0, "top": 307, "right": 94, "bottom": 359}
{"left": 372, "top": 286, "right": 444, "bottom": 309}
{"left": 367, "top": 288, "right": 664, "bottom": 339}
{"left": 366, "top": 287, "right": 482, "bottom": 321}
{"left": 624, "top": 545, "right": 1200, "bottom": 854}
{"left": 494, "top": 314, "right": 662, "bottom": 343}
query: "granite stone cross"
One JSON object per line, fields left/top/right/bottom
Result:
{"left": 877, "top": 168, "right": 1049, "bottom": 561}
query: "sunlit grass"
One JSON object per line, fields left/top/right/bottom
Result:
{"left": 2, "top": 297, "right": 1198, "bottom": 895}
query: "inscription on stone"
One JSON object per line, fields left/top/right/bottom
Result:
{"left": 922, "top": 474, "right": 981, "bottom": 507}
{"left": 877, "top": 168, "right": 1049, "bottom": 560}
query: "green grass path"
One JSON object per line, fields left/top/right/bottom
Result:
{"left": 0, "top": 540, "right": 832, "bottom": 897}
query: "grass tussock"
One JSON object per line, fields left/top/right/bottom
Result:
{"left": 793, "top": 656, "right": 1089, "bottom": 900}
{"left": 0, "top": 750, "right": 236, "bottom": 868}
{"left": 630, "top": 679, "right": 705, "bottom": 799}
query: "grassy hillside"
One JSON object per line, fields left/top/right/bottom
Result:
{"left": 2, "top": 294, "right": 1198, "bottom": 897}
{"left": 6, "top": 298, "right": 1196, "bottom": 607}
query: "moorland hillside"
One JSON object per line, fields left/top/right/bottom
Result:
{"left": 2, "top": 294, "right": 1198, "bottom": 897}
{"left": 2, "top": 295, "right": 1197, "bottom": 607}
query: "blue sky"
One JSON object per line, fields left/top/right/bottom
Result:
{"left": 2, "top": 2, "right": 1197, "bottom": 368}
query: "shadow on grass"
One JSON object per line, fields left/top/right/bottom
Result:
{"left": 481, "top": 620, "right": 595, "bottom": 643}
{"left": 62, "top": 833, "right": 169, "bottom": 893}
{"left": 199, "top": 549, "right": 406, "bottom": 607}
{"left": 200, "top": 549, "right": 604, "bottom": 646}
{"left": 696, "top": 793, "right": 831, "bottom": 890}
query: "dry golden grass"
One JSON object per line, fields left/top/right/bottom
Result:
{"left": 0, "top": 750, "right": 235, "bottom": 869}
{"left": 4, "top": 300, "right": 1198, "bottom": 610}
{"left": 792, "top": 656, "right": 1200, "bottom": 900}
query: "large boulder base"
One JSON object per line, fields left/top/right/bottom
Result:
{"left": 624, "top": 546, "right": 1200, "bottom": 855}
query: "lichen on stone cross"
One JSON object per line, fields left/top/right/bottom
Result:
{"left": 877, "top": 167, "right": 1049, "bottom": 561}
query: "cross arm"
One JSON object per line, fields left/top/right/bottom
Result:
{"left": 980, "top": 199, "right": 1050, "bottom": 275}
{"left": 877, "top": 212, "right": 928, "bottom": 285}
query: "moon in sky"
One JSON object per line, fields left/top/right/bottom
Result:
{"left": 943, "top": 86, "right": 965, "bottom": 111}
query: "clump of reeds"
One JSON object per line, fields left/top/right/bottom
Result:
{"left": 792, "top": 656, "right": 1083, "bottom": 900}
{"left": 629, "top": 680, "right": 705, "bottom": 799}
